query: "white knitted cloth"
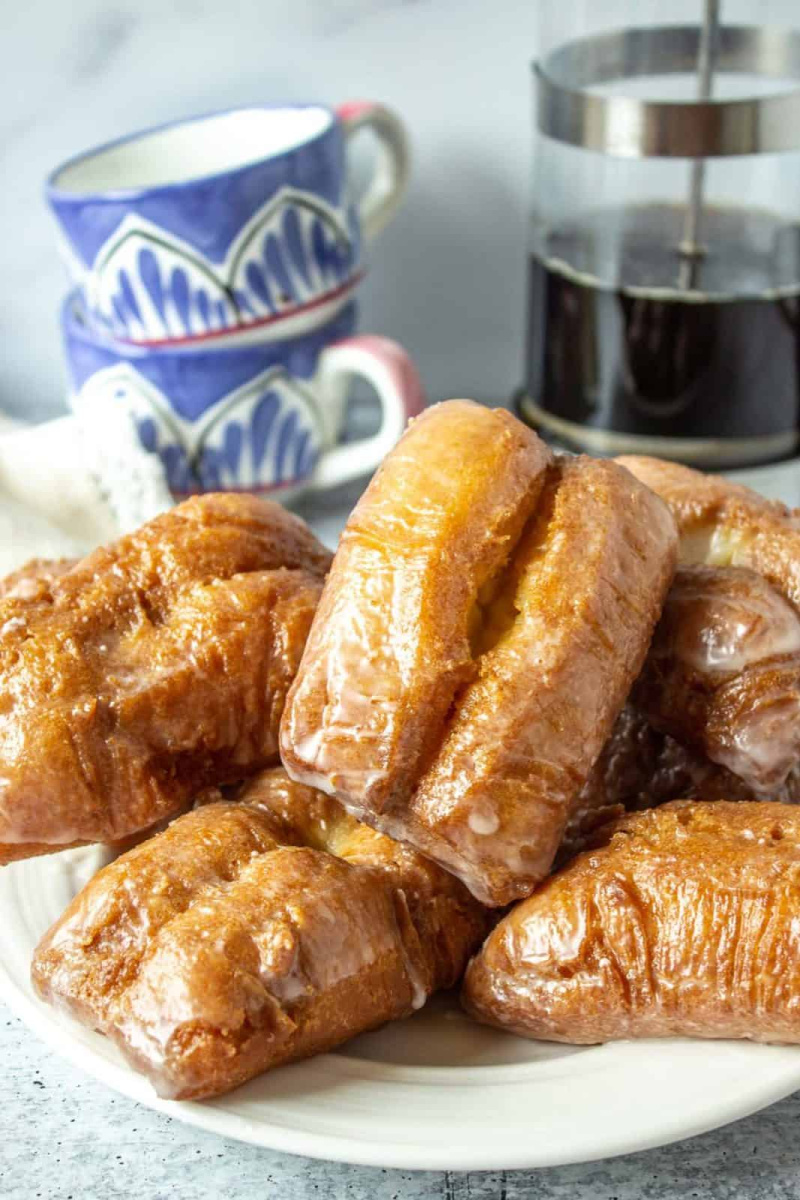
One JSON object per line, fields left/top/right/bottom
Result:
{"left": 0, "top": 404, "right": 173, "bottom": 573}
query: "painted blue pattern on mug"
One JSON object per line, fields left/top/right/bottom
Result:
{"left": 274, "top": 410, "right": 299, "bottom": 484}
{"left": 136, "top": 413, "right": 198, "bottom": 493}
{"left": 293, "top": 429, "right": 315, "bottom": 480}
{"left": 196, "top": 371, "right": 322, "bottom": 492}
{"left": 222, "top": 422, "right": 244, "bottom": 477}
{"left": 139, "top": 247, "right": 167, "bottom": 326}
{"left": 195, "top": 447, "right": 224, "bottom": 491}
{"left": 195, "top": 288, "right": 211, "bottom": 330}
{"left": 283, "top": 207, "right": 311, "bottom": 290}
{"left": 251, "top": 391, "right": 281, "bottom": 472}
{"left": 85, "top": 187, "right": 359, "bottom": 343}
{"left": 137, "top": 415, "right": 158, "bottom": 454}
{"left": 71, "top": 359, "right": 324, "bottom": 494}
{"left": 63, "top": 293, "right": 358, "bottom": 423}
{"left": 246, "top": 262, "right": 272, "bottom": 311}
{"left": 171, "top": 268, "right": 192, "bottom": 334}
{"left": 159, "top": 441, "right": 196, "bottom": 494}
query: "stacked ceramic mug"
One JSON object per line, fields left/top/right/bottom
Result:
{"left": 47, "top": 102, "right": 423, "bottom": 499}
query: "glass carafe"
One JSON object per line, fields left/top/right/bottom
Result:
{"left": 518, "top": 0, "right": 800, "bottom": 468}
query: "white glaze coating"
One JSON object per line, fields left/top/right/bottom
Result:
{"left": 468, "top": 806, "right": 501, "bottom": 836}
{"left": 671, "top": 574, "right": 800, "bottom": 678}
{"left": 282, "top": 401, "right": 552, "bottom": 819}
{"left": 647, "top": 567, "right": 800, "bottom": 791}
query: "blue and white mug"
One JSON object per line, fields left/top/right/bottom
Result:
{"left": 56, "top": 292, "right": 423, "bottom": 499}
{"left": 46, "top": 102, "right": 409, "bottom": 348}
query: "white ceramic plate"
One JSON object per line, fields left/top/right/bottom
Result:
{"left": 4, "top": 827, "right": 800, "bottom": 1171}
{"left": 3, "top": 456, "right": 800, "bottom": 1170}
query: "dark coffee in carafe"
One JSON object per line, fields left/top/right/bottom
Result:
{"left": 521, "top": 204, "right": 800, "bottom": 467}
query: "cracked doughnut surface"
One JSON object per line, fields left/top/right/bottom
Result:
{"left": 635, "top": 565, "right": 800, "bottom": 793}
{"left": 32, "top": 768, "right": 488, "bottom": 1100}
{"left": 562, "top": 703, "right": 800, "bottom": 861}
{"left": 283, "top": 402, "right": 678, "bottom": 905}
{"left": 0, "top": 494, "right": 330, "bottom": 862}
{"left": 463, "top": 801, "right": 800, "bottom": 1044}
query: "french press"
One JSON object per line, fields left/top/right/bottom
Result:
{"left": 518, "top": 1, "right": 800, "bottom": 468}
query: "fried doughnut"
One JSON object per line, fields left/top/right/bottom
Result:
{"left": 617, "top": 457, "right": 800, "bottom": 793}
{"left": 616, "top": 455, "right": 800, "bottom": 608}
{"left": 635, "top": 565, "right": 800, "bottom": 793}
{"left": 32, "top": 768, "right": 488, "bottom": 1100}
{"left": 562, "top": 703, "right": 702, "bottom": 859}
{"left": 561, "top": 703, "right": 800, "bottom": 862}
{"left": 0, "top": 557, "right": 76, "bottom": 600}
{"left": 283, "top": 402, "right": 677, "bottom": 905}
{"left": 0, "top": 495, "right": 330, "bottom": 862}
{"left": 0, "top": 559, "right": 86, "bottom": 860}
{"left": 282, "top": 400, "right": 552, "bottom": 812}
{"left": 464, "top": 801, "right": 800, "bottom": 1045}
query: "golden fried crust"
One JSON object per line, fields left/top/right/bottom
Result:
{"left": 32, "top": 769, "right": 488, "bottom": 1100}
{"left": 400, "top": 457, "right": 677, "bottom": 905}
{"left": 285, "top": 422, "right": 677, "bottom": 906}
{"left": 561, "top": 704, "right": 800, "bottom": 862}
{"left": 614, "top": 460, "right": 800, "bottom": 798}
{"left": 562, "top": 704, "right": 685, "bottom": 858}
{"left": 616, "top": 455, "right": 800, "bottom": 610}
{"left": 235, "top": 770, "right": 489, "bottom": 988}
{"left": 635, "top": 565, "right": 800, "bottom": 792}
{"left": 0, "top": 839, "right": 90, "bottom": 864}
{"left": 281, "top": 400, "right": 553, "bottom": 815}
{"left": 0, "top": 496, "right": 330, "bottom": 861}
{"left": 0, "top": 558, "right": 77, "bottom": 600}
{"left": 614, "top": 456, "right": 782, "bottom": 530}
{"left": 463, "top": 801, "right": 800, "bottom": 1044}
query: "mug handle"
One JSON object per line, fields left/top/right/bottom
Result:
{"left": 311, "top": 335, "right": 424, "bottom": 491}
{"left": 336, "top": 101, "right": 410, "bottom": 242}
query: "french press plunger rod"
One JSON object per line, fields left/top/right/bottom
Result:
{"left": 679, "top": 0, "right": 720, "bottom": 288}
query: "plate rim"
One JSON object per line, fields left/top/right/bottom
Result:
{"left": 4, "top": 908, "right": 800, "bottom": 1172}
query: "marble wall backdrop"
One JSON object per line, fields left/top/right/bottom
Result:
{"left": 2, "top": 0, "right": 542, "bottom": 422}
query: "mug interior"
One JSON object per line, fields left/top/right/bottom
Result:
{"left": 51, "top": 106, "right": 333, "bottom": 195}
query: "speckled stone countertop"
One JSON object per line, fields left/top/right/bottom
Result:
{"left": 3, "top": 1011, "right": 800, "bottom": 1199}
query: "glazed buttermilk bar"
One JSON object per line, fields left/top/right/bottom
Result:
{"left": 282, "top": 401, "right": 678, "bottom": 905}
{"left": 463, "top": 801, "right": 800, "bottom": 1045}
{"left": 0, "top": 494, "right": 330, "bottom": 862}
{"left": 32, "top": 768, "right": 487, "bottom": 1099}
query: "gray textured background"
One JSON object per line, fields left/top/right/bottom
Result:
{"left": 4, "top": 1011, "right": 800, "bottom": 1198}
